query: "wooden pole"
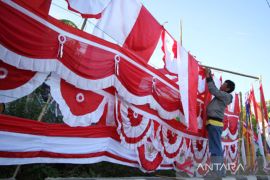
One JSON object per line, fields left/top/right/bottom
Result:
{"left": 201, "top": 64, "right": 260, "bottom": 80}
{"left": 37, "top": 95, "right": 52, "bottom": 122}
{"left": 12, "top": 95, "right": 53, "bottom": 179}
{"left": 0, "top": 103, "right": 5, "bottom": 113}
{"left": 238, "top": 92, "right": 244, "bottom": 175}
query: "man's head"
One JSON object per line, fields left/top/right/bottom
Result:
{"left": 220, "top": 80, "right": 235, "bottom": 93}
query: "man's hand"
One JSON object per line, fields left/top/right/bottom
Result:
{"left": 205, "top": 68, "right": 211, "bottom": 78}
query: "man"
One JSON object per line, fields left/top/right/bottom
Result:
{"left": 205, "top": 68, "right": 235, "bottom": 177}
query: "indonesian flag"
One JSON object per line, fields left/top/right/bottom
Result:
{"left": 260, "top": 83, "right": 269, "bottom": 122}
{"left": 178, "top": 46, "right": 199, "bottom": 132}
{"left": 65, "top": 0, "right": 111, "bottom": 18}
{"left": 93, "top": 0, "right": 162, "bottom": 63}
{"left": 259, "top": 83, "right": 270, "bottom": 151}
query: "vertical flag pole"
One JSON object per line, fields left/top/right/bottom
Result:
{"left": 81, "top": 18, "right": 88, "bottom": 31}
{"left": 238, "top": 92, "right": 245, "bottom": 175}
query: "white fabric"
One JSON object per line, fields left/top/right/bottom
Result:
{"left": 93, "top": 0, "right": 142, "bottom": 45}
{"left": 0, "top": 70, "right": 48, "bottom": 103}
{"left": 197, "top": 75, "right": 205, "bottom": 94}
{"left": 67, "top": 0, "right": 111, "bottom": 15}
{"left": 0, "top": 131, "right": 135, "bottom": 161}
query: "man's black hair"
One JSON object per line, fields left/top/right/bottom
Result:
{"left": 225, "top": 80, "right": 235, "bottom": 93}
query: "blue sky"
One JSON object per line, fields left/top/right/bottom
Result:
{"left": 50, "top": 0, "right": 270, "bottom": 101}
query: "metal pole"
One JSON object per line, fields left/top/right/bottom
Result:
{"left": 81, "top": 18, "right": 88, "bottom": 31}
{"left": 201, "top": 64, "right": 260, "bottom": 80}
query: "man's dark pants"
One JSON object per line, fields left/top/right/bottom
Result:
{"left": 206, "top": 124, "right": 225, "bottom": 176}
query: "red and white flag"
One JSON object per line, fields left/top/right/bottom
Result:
{"left": 66, "top": 0, "right": 111, "bottom": 18}
{"left": 178, "top": 46, "right": 199, "bottom": 132}
{"left": 260, "top": 83, "right": 269, "bottom": 122}
{"left": 259, "top": 83, "right": 270, "bottom": 152}
{"left": 93, "top": 0, "right": 162, "bottom": 62}
{"left": 250, "top": 86, "right": 260, "bottom": 122}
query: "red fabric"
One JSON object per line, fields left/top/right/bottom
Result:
{"left": 197, "top": 66, "right": 208, "bottom": 135}
{"left": 187, "top": 53, "right": 199, "bottom": 132}
{"left": 0, "top": 1, "right": 180, "bottom": 116}
{"left": 224, "top": 94, "right": 240, "bottom": 135}
{"left": 250, "top": 87, "right": 259, "bottom": 122}
{"left": 137, "top": 144, "right": 163, "bottom": 171}
{"left": 124, "top": 6, "right": 162, "bottom": 63}
{"left": 0, "top": 114, "right": 120, "bottom": 140}
{"left": 0, "top": 60, "right": 36, "bottom": 90}
{"left": 234, "top": 94, "right": 240, "bottom": 115}
{"left": 96, "top": 104, "right": 108, "bottom": 126}
{"left": 224, "top": 116, "right": 239, "bottom": 135}
{"left": 0, "top": 2, "right": 58, "bottom": 59}
{"left": 260, "top": 83, "right": 268, "bottom": 121}
{"left": 13, "top": 0, "right": 51, "bottom": 17}
{"left": 127, "top": 108, "right": 143, "bottom": 126}
{"left": 60, "top": 79, "right": 104, "bottom": 115}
